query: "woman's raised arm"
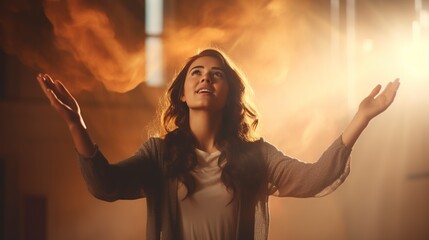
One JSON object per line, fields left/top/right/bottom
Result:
{"left": 36, "top": 73, "right": 96, "bottom": 157}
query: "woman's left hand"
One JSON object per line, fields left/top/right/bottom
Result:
{"left": 342, "top": 78, "right": 400, "bottom": 147}
{"left": 357, "top": 78, "right": 400, "bottom": 122}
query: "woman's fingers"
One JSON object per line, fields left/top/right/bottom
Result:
{"left": 44, "top": 74, "right": 67, "bottom": 103}
{"left": 47, "top": 89, "right": 81, "bottom": 124}
{"left": 47, "top": 89, "right": 72, "bottom": 111}
{"left": 45, "top": 88, "right": 64, "bottom": 110}
{"left": 36, "top": 73, "right": 52, "bottom": 96}
{"left": 37, "top": 73, "right": 58, "bottom": 96}
{"left": 37, "top": 73, "right": 77, "bottom": 110}
{"left": 389, "top": 78, "right": 401, "bottom": 95}
{"left": 54, "top": 80, "right": 77, "bottom": 109}
{"left": 37, "top": 73, "right": 81, "bottom": 124}
{"left": 55, "top": 80, "right": 68, "bottom": 97}
{"left": 383, "top": 78, "right": 400, "bottom": 93}
{"left": 379, "top": 78, "right": 400, "bottom": 103}
{"left": 369, "top": 78, "right": 400, "bottom": 100}
{"left": 37, "top": 75, "right": 62, "bottom": 111}
{"left": 42, "top": 73, "right": 56, "bottom": 90}
{"left": 368, "top": 84, "right": 382, "bottom": 98}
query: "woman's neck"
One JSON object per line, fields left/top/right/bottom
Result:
{"left": 188, "top": 110, "right": 223, "bottom": 153}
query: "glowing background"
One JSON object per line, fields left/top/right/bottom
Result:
{"left": 0, "top": 0, "right": 428, "bottom": 239}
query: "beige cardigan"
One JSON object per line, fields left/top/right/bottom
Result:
{"left": 79, "top": 136, "right": 351, "bottom": 240}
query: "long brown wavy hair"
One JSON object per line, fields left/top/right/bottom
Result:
{"left": 159, "top": 48, "right": 265, "bottom": 200}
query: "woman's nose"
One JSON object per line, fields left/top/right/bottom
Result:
{"left": 200, "top": 73, "right": 212, "bottom": 83}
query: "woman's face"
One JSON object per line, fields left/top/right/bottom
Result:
{"left": 181, "top": 56, "right": 229, "bottom": 113}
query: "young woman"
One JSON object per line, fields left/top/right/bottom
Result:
{"left": 37, "top": 49, "right": 400, "bottom": 240}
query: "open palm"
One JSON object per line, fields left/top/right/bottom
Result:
{"left": 358, "top": 78, "right": 400, "bottom": 121}
{"left": 36, "top": 73, "right": 85, "bottom": 127}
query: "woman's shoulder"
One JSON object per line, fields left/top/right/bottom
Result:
{"left": 135, "top": 136, "right": 167, "bottom": 159}
{"left": 146, "top": 136, "right": 165, "bottom": 145}
{"left": 242, "top": 137, "right": 273, "bottom": 151}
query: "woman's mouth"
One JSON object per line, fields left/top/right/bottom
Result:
{"left": 196, "top": 88, "right": 213, "bottom": 94}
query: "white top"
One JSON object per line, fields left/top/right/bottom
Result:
{"left": 178, "top": 149, "right": 237, "bottom": 240}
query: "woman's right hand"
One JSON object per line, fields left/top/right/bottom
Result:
{"left": 36, "top": 73, "right": 86, "bottom": 128}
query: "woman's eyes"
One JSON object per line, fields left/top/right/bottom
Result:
{"left": 190, "top": 69, "right": 224, "bottom": 78}
{"left": 213, "top": 71, "right": 224, "bottom": 78}
{"left": 191, "top": 69, "right": 202, "bottom": 75}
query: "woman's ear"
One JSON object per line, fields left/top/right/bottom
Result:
{"left": 181, "top": 95, "right": 186, "bottom": 102}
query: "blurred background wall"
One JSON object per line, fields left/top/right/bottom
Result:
{"left": 1, "top": 0, "right": 428, "bottom": 239}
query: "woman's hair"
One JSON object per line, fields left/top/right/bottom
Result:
{"left": 159, "top": 48, "right": 264, "bottom": 200}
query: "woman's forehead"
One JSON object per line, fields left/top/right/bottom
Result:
{"left": 189, "top": 56, "right": 224, "bottom": 69}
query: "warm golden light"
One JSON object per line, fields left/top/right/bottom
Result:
{"left": 1, "top": 0, "right": 428, "bottom": 239}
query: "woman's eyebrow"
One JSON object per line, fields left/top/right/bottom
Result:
{"left": 189, "top": 66, "right": 204, "bottom": 72}
{"left": 189, "top": 66, "right": 225, "bottom": 72}
{"left": 211, "top": 66, "right": 225, "bottom": 72}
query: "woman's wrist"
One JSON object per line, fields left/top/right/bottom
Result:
{"left": 68, "top": 121, "right": 83, "bottom": 131}
{"left": 68, "top": 121, "right": 96, "bottom": 157}
{"left": 67, "top": 116, "right": 87, "bottom": 130}
{"left": 342, "top": 111, "right": 370, "bottom": 148}
{"left": 353, "top": 111, "right": 371, "bottom": 127}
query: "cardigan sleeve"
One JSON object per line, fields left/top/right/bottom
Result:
{"left": 264, "top": 135, "right": 352, "bottom": 198}
{"left": 78, "top": 137, "right": 163, "bottom": 202}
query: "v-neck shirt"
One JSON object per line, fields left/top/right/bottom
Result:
{"left": 178, "top": 149, "right": 237, "bottom": 240}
